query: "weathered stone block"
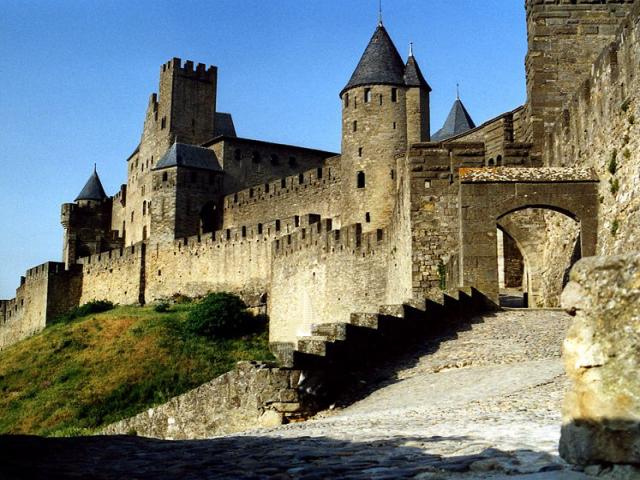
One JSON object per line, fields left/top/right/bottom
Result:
{"left": 560, "top": 253, "right": 640, "bottom": 465}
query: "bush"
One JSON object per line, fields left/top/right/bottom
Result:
{"left": 52, "top": 300, "right": 114, "bottom": 325}
{"left": 184, "top": 293, "right": 254, "bottom": 339}
{"left": 154, "top": 302, "right": 171, "bottom": 313}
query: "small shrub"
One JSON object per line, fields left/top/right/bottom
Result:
{"left": 184, "top": 293, "right": 253, "bottom": 339}
{"left": 610, "top": 177, "right": 620, "bottom": 195}
{"left": 171, "top": 293, "right": 192, "bottom": 304}
{"left": 599, "top": 195, "right": 605, "bottom": 204}
{"left": 52, "top": 300, "right": 114, "bottom": 325}
{"left": 611, "top": 219, "right": 619, "bottom": 237}
{"left": 623, "top": 134, "right": 630, "bottom": 146}
{"left": 608, "top": 149, "right": 618, "bottom": 175}
{"left": 621, "top": 99, "right": 631, "bottom": 113}
{"left": 154, "top": 302, "right": 171, "bottom": 313}
{"left": 623, "top": 148, "right": 631, "bottom": 160}
{"left": 629, "top": 114, "right": 636, "bottom": 125}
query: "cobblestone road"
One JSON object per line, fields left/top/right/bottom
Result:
{"left": 3, "top": 309, "right": 627, "bottom": 479}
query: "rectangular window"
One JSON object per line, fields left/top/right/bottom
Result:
{"left": 364, "top": 88, "right": 371, "bottom": 103}
{"left": 391, "top": 88, "right": 398, "bottom": 102}
{"left": 344, "top": 93, "right": 349, "bottom": 108}
{"left": 353, "top": 120, "right": 357, "bottom": 132}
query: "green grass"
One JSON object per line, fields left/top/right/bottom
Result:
{"left": 0, "top": 302, "right": 274, "bottom": 437}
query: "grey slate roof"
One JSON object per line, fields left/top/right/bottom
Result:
{"left": 341, "top": 25, "right": 406, "bottom": 96}
{"left": 431, "top": 99, "right": 476, "bottom": 141}
{"left": 214, "top": 112, "right": 237, "bottom": 138}
{"left": 404, "top": 55, "right": 431, "bottom": 91}
{"left": 75, "top": 168, "right": 108, "bottom": 202}
{"left": 153, "top": 143, "right": 222, "bottom": 171}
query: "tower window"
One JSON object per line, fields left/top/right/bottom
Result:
{"left": 379, "top": 94, "right": 383, "bottom": 105}
{"left": 234, "top": 149, "right": 242, "bottom": 161}
{"left": 393, "top": 122, "right": 397, "bottom": 130}
{"left": 249, "top": 188, "right": 254, "bottom": 198}
{"left": 357, "top": 171, "right": 366, "bottom": 189}
{"left": 353, "top": 120, "right": 357, "bottom": 132}
{"left": 344, "top": 93, "right": 349, "bottom": 108}
{"left": 281, "top": 178, "right": 286, "bottom": 188}
{"left": 131, "top": 211, "right": 134, "bottom": 222}
{"left": 317, "top": 167, "right": 323, "bottom": 179}
{"left": 258, "top": 223, "right": 263, "bottom": 234}
{"left": 390, "top": 169, "right": 395, "bottom": 180}
{"left": 161, "top": 116, "right": 167, "bottom": 129}
{"left": 275, "top": 220, "right": 281, "bottom": 232}
{"left": 298, "top": 173, "right": 304, "bottom": 184}
{"left": 143, "top": 201, "right": 147, "bottom": 216}
{"left": 162, "top": 172, "right": 168, "bottom": 182}
{"left": 365, "top": 212, "right": 371, "bottom": 223}
{"left": 265, "top": 183, "right": 270, "bottom": 193}
{"left": 295, "top": 216, "right": 300, "bottom": 227}
{"left": 358, "top": 147, "right": 363, "bottom": 157}
{"left": 391, "top": 88, "right": 398, "bottom": 102}
{"left": 242, "top": 226, "right": 247, "bottom": 238}
{"left": 364, "top": 88, "right": 371, "bottom": 103}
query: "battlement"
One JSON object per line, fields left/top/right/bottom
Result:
{"left": 526, "top": 0, "right": 634, "bottom": 8}
{"left": 79, "top": 243, "right": 142, "bottom": 269}
{"left": 161, "top": 57, "right": 217, "bottom": 81}
{"left": 273, "top": 218, "right": 387, "bottom": 259}
{"left": 24, "top": 261, "right": 67, "bottom": 279}
{"left": 224, "top": 164, "right": 338, "bottom": 212}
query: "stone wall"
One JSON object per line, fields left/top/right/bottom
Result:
{"left": 560, "top": 252, "right": 640, "bottom": 466}
{"left": 103, "top": 362, "right": 306, "bottom": 440}
{"left": 269, "top": 220, "right": 389, "bottom": 345}
{"left": 544, "top": 1, "right": 640, "bottom": 258}
{"left": 0, "top": 262, "right": 81, "bottom": 350}
{"left": 79, "top": 245, "right": 145, "bottom": 306}
{"left": 222, "top": 160, "right": 342, "bottom": 230}
{"left": 525, "top": 0, "right": 634, "bottom": 160}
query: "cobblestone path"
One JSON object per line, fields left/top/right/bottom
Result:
{"left": 1, "top": 309, "right": 613, "bottom": 479}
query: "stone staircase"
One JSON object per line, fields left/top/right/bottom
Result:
{"left": 279, "top": 288, "right": 497, "bottom": 371}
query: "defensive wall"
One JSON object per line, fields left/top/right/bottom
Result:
{"left": 544, "top": 0, "right": 640, "bottom": 257}
{"left": 222, "top": 158, "right": 342, "bottom": 229}
{"left": 0, "top": 262, "right": 81, "bottom": 349}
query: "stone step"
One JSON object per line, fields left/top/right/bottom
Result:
{"left": 311, "top": 323, "right": 348, "bottom": 342}
{"left": 297, "top": 336, "right": 330, "bottom": 357}
{"left": 350, "top": 312, "right": 380, "bottom": 329}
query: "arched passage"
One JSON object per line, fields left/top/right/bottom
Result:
{"left": 458, "top": 168, "right": 598, "bottom": 302}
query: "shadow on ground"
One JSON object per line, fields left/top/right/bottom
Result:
{"left": 0, "top": 433, "right": 568, "bottom": 480}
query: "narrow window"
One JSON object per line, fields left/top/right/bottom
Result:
{"left": 391, "top": 88, "right": 398, "bottom": 102}
{"left": 265, "top": 183, "right": 270, "bottom": 193}
{"left": 242, "top": 226, "right": 247, "bottom": 238}
{"left": 249, "top": 188, "right": 254, "bottom": 198}
{"left": 295, "top": 215, "right": 300, "bottom": 227}
{"left": 162, "top": 172, "right": 168, "bottom": 182}
{"left": 143, "top": 201, "right": 147, "bottom": 216}
{"left": 275, "top": 220, "right": 281, "bottom": 232}
{"left": 131, "top": 211, "right": 134, "bottom": 222}
{"left": 226, "top": 229, "right": 231, "bottom": 240}
{"left": 252, "top": 151, "right": 261, "bottom": 163}
{"left": 142, "top": 226, "right": 147, "bottom": 240}
{"left": 364, "top": 88, "right": 371, "bottom": 103}
{"left": 258, "top": 223, "right": 263, "bottom": 235}
{"left": 161, "top": 116, "right": 167, "bottom": 129}
{"left": 358, "top": 147, "right": 363, "bottom": 157}
{"left": 353, "top": 120, "right": 358, "bottom": 132}
{"left": 234, "top": 193, "right": 238, "bottom": 203}
{"left": 317, "top": 167, "right": 323, "bottom": 179}
{"left": 298, "top": 173, "right": 304, "bottom": 184}
{"left": 281, "top": 178, "right": 286, "bottom": 188}
{"left": 234, "top": 149, "right": 242, "bottom": 160}
{"left": 377, "top": 229, "right": 383, "bottom": 242}
{"left": 344, "top": 93, "right": 349, "bottom": 108}
{"left": 379, "top": 94, "right": 383, "bottom": 106}
{"left": 357, "top": 171, "right": 366, "bottom": 188}
{"left": 390, "top": 169, "right": 395, "bottom": 180}
{"left": 393, "top": 122, "right": 397, "bottom": 130}
{"left": 365, "top": 212, "right": 371, "bottom": 223}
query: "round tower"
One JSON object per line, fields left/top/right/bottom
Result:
{"left": 339, "top": 24, "right": 429, "bottom": 231}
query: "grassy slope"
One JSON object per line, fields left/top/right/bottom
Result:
{"left": 0, "top": 304, "right": 274, "bottom": 436}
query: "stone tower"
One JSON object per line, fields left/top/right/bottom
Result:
{"left": 340, "top": 23, "right": 430, "bottom": 231}
{"left": 61, "top": 167, "right": 122, "bottom": 267}
{"left": 123, "top": 59, "right": 219, "bottom": 246}
{"left": 524, "top": 0, "right": 634, "bottom": 164}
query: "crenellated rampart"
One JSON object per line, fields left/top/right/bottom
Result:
{"left": 222, "top": 162, "right": 342, "bottom": 229}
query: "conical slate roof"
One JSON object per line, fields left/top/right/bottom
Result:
{"left": 404, "top": 55, "right": 431, "bottom": 91}
{"left": 341, "top": 25, "right": 406, "bottom": 97}
{"left": 431, "top": 98, "right": 476, "bottom": 141}
{"left": 75, "top": 167, "right": 108, "bottom": 202}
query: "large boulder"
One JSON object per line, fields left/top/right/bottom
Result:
{"left": 560, "top": 253, "right": 640, "bottom": 466}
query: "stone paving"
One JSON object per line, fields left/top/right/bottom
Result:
{"left": 2, "top": 309, "right": 629, "bottom": 479}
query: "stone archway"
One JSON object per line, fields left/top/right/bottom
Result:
{"left": 458, "top": 168, "right": 598, "bottom": 302}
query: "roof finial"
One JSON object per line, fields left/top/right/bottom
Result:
{"left": 456, "top": 82, "right": 460, "bottom": 100}
{"left": 94, "top": 163, "right": 97, "bottom": 174}
{"left": 409, "top": 42, "right": 414, "bottom": 57}
{"left": 378, "top": 0, "right": 383, "bottom": 26}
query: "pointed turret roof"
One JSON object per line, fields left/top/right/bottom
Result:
{"left": 404, "top": 54, "right": 431, "bottom": 91}
{"left": 431, "top": 98, "right": 476, "bottom": 141}
{"left": 75, "top": 166, "right": 108, "bottom": 202}
{"left": 153, "top": 143, "right": 222, "bottom": 171}
{"left": 341, "top": 25, "right": 406, "bottom": 97}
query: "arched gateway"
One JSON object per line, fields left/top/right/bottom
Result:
{"left": 458, "top": 167, "right": 599, "bottom": 302}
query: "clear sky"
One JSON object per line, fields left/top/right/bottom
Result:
{"left": 0, "top": 0, "right": 526, "bottom": 298}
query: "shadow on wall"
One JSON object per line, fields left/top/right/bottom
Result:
{"left": 0, "top": 434, "right": 573, "bottom": 479}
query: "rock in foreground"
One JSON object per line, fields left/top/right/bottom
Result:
{"left": 560, "top": 253, "right": 640, "bottom": 465}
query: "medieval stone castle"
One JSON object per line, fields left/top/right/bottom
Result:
{"left": 2, "top": 1, "right": 639, "bottom": 364}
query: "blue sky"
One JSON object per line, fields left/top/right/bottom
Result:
{"left": 0, "top": 1, "right": 526, "bottom": 298}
